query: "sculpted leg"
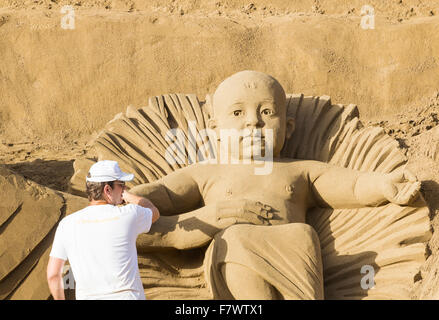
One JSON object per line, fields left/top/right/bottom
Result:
{"left": 221, "top": 263, "right": 282, "bottom": 299}
{"left": 204, "top": 223, "right": 324, "bottom": 300}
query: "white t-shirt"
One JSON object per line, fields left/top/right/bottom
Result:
{"left": 50, "top": 204, "right": 153, "bottom": 300}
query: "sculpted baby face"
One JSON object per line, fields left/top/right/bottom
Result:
{"left": 210, "top": 71, "right": 294, "bottom": 158}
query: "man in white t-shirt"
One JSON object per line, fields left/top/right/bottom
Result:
{"left": 47, "top": 160, "right": 160, "bottom": 300}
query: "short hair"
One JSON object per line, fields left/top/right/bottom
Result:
{"left": 242, "top": 81, "right": 259, "bottom": 89}
{"left": 85, "top": 176, "right": 114, "bottom": 201}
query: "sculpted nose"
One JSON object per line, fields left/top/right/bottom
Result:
{"left": 245, "top": 113, "right": 262, "bottom": 128}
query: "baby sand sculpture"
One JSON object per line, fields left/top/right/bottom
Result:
{"left": 1, "top": 71, "right": 430, "bottom": 299}
{"left": 69, "top": 71, "right": 431, "bottom": 300}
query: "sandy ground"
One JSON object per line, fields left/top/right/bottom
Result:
{"left": 0, "top": 136, "right": 89, "bottom": 191}
{"left": 2, "top": 0, "right": 439, "bottom": 299}
{"left": 2, "top": 0, "right": 439, "bottom": 20}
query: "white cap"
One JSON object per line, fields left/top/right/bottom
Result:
{"left": 86, "top": 160, "right": 134, "bottom": 183}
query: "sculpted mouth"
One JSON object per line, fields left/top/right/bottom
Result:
{"left": 241, "top": 133, "right": 265, "bottom": 138}
{"left": 240, "top": 136, "right": 265, "bottom": 142}
{"left": 240, "top": 136, "right": 266, "bottom": 149}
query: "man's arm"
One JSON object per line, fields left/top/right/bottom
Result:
{"left": 122, "top": 191, "right": 160, "bottom": 223}
{"left": 306, "top": 161, "right": 421, "bottom": 209}
{"left": 47, "top": 257, "right": 66, "bottom": 300}
{"left": 129, "top": 166, "right": 202, "bottom": 216}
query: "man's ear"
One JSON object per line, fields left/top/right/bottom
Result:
{"left": 285, "top": 117, "right": 295, "bottom": 139}
{"left": 103, "top": 184, "right": 112, "bottom": 199}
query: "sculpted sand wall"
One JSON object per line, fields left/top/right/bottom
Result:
{"left": 1, "top": 9, "right": 439, "bottom": 141}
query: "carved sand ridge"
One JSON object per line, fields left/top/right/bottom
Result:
{"left": 0, "top": 166, "right": 87, "bottom": 299}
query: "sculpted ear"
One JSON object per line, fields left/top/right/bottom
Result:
{"left": 285, "top": 117, "right": 295, "bottom": 139}
{"left": 208, "top": 118, "right": 217, "bottom": 130}
{"left": 205, "top": 94, "right": 214, "bottom": 119}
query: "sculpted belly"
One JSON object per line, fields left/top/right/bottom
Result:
{"left": 204, "top": 188, "right": 306, "bottom": 225}
{"left": 201, "top": 166, "right": 309, "bottom": 224}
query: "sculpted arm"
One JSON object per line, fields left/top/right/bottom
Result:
{"left": 136, "top": 201, "right": 273, "bottom": 252}
{"left": 131, "top": 166, "right": 272, "bottom": 252}
{"left": 129, "top": 166, "right": 202, "bottom": 216}
{"left": 131, "top": 167, "right": 211, "bottom": 251}
{"left": 306, "top": 161, "right": 421, "bottom": 209}
{"left": 136, "top": 204, "right": 219, "bottom": 252}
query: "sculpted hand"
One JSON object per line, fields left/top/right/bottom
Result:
{"left": 215, "top": 199, "right": 274, "bottom": 227}
{"left": 381, "top": 168, "right": 421, "bottom": 205}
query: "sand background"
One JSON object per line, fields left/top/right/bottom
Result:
{"left": 1, "top": 0, "right": 439, "bottom": 142}
{"left": 1, "top": 0, "right": 439, "bottom": 298}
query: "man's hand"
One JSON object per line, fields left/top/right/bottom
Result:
{"left": 122, "top": 190, "right": 160, "bottom": 223}
{"left": 215, "top": 199, "right": 274, "bottom": 227}
{"left": 121, "top": 190, "right": 138, "bottom": 204}
{"left": 381, "top": 168, "right": 421, "bottom": 206}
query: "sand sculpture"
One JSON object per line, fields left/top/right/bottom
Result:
{"left": 68, "top": 71, "right": 431, "bottom": 299}
{"left": 0, "top": 166, "right": 88, "bottom": 299}
{"left": 1, "top": 71, "right": 431, "bottom": 299}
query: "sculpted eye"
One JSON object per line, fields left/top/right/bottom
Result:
{"left": 261, "top": 109, "right": 274, "bottom": 116}
{"left": 233, "top": 110, "right": 243, "bottom": 116}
